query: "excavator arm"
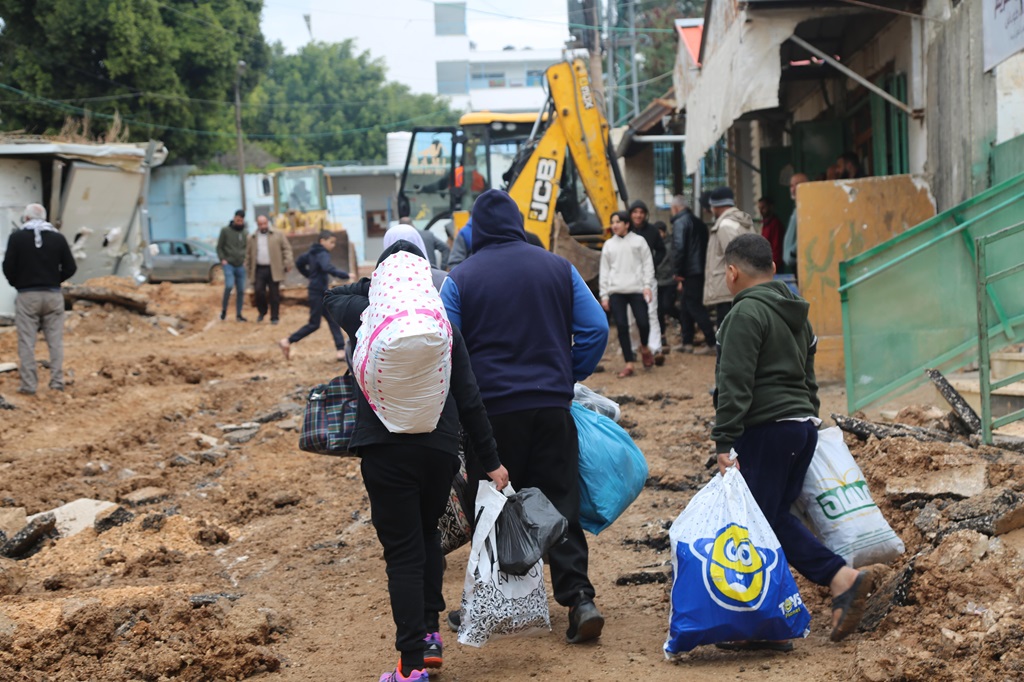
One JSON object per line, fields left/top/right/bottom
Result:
{"left": 508, "top": 59, "right": 623, "bottom": 250}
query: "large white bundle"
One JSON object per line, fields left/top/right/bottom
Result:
{"left": 353, "top": 250, "right": 453, "bottom": 433}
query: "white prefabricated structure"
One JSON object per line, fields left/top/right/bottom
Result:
{"left": 0, "top": 139, "right": 166, "bottom": 323}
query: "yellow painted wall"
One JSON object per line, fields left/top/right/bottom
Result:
{"left": 796, "top": 176, "right": 936, "bottom": 382}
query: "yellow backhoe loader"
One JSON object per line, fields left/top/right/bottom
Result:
{"left": 397, "top": 59, "right": 627, "bottom": 283}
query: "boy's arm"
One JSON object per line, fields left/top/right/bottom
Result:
{"left": 710, "top": 310, "right": 763, "bottom": 453}
{"left": 805, "top": 324, "right": 821, "bottom": 417}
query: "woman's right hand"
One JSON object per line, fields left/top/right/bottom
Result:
{"left": 487, "top": 465, "right": 510, "bottom": 491}
{"left": 601, "top": 298, "right": 610, "bottom": 311}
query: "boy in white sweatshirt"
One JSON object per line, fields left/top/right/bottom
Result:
{"left": 599, "top": 211, "right": 657, "bottom": 377}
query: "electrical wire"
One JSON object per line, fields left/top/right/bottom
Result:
{"left": 0, "top": 82, "right": 449, "bottom": 139}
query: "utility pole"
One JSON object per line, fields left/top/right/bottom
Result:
{"left": 628, "top": 0, "right": 640, "bottom": 118}
{"left": 234, "top": 60, "right": 247, "bottom": 212}
{"left": 588, "top": 0, "right": 605, "bottom": 108}
{"left": 606, "top": 0, "right": 615, "bottom": 124}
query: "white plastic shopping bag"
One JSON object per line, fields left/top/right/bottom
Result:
{"left": 628, "top": 298, "right": 662, "bottom": 355}
{"left": 797, "top": 427, "right": 904, "bottom": 567}
{"left": 458, "top": 481, "right": 550, "bottom": 647}
{"left": 665, "top": 468, "right": 811, "bottom": 656}
{"left": 352, "top": 250, "right": 452, "bottom": 433}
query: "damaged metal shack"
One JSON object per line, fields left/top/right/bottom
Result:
{"left": 0, "top": 138, "right": 166, "bottom": 323}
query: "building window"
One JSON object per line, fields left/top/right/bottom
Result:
{"left": 526, "top": 69, "right": 545, "bottom": 87}
{"left": 435, "top": 2, "right": 466, "bottom": 36}
{"left": 470, "top": 71, "right": 507, "bottom": 89}
{"left": 653, "top": 138, "right": 726, "bottom": 209}
{"left": 437, "top": 61, "right": 469, "bottom": 95}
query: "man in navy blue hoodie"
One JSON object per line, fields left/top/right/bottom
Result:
{"left": 279, "top": 230, "right": 349, "bottom": 360}
{"left": 441, "top": 189, "right": 610, "bottom": 644}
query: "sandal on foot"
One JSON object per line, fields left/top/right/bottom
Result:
{"left": 617, "top": 367, "right": 635, "bottom": 378}
{"left": 830, "top": 569, "right": 876, "bottom": 642}
{"left": 715, "top": 640, "right": 794, "bottom": 652}
{"left": 641, "top": 349, "right": 654, "bottom": 368}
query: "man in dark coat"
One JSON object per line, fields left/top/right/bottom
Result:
{"left": 671, "top": 194, "right": 715, "bottom": 353}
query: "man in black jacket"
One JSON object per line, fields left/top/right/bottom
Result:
{"left": 670, "top": 194, "right": 716, "bottom": 354}
{"left": 2, "top": 203, "right": 77, "bottom": 395}
{"left": 627, "top": 199, "right": 666, "bottom": 266}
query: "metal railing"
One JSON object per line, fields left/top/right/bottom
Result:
{"left": 976, "top": 220, "right": 1024, "bottom": 444}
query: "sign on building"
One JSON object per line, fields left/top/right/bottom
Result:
{"left": 984, "top": 0, "right": 1024, "bottom": 72}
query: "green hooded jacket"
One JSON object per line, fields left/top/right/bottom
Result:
{"left": 711, "top": 280, "right": 819, "bottom": 453}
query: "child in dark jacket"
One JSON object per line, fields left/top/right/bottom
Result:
{"left": 324, "top": 239, "right": 508, "bottom": 682}
{"left": 713, "top": 234, "right": 875, "bottom": 648}
{"left": 279, "top": 230, "right": 349, "bottom": 361}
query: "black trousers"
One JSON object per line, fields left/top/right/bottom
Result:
{"left": 734, "top": 421, "right": 846, "bottom": 586}
{"left": 656, "top": 284, "right": 676, "bottom": 339}
{"left": 361, "top": 446, "right": 459, "bottom": 670}
{"left": 679, "top": 275, "right": 716, "bottom": 346}
{"left": 467, "top": 407, "right": 594, "bottom": 608}
{"left": 288, "top": 288, "right": 345, "bottom": 349}
{"left": 609, "top": 293, "right": 649, "bottom": 362}
{"left": 253, "top": 264, "right": 281, "bottom": 320}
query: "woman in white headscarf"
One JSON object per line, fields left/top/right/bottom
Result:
{"left": 383, "top": 224, "right": 447, "bottom": 291}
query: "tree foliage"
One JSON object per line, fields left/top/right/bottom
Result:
{"left": 242, "top": 41, "right": 456, "bottom": 164}
{"left": 0, "top": 0, "right": 268, "bottom": 161}
{"left": 637, "top": 1, "right": 705, "bottom": 111}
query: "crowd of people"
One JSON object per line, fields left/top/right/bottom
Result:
{"left": 2, "top": 157, "right": 874, "bottom": 681}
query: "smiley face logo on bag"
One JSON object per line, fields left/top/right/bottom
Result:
{"left": 690, "top": 523, "right": 779, "bottom": 611}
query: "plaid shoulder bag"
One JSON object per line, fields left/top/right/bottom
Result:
{"left": 299, "top": 372, "right": 359, "bottom": 456}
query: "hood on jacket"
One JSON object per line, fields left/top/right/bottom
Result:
{"left": 470, "top": 190, "right": 526, "bottom": 252}
{"left": 716, "top": 207, "right": 755, "bottom": 232}
{"left": 628, "top": 200, "right": 649, "bottom": 216}
{"left": 382, "top": 224, "right": 427, "bottom": 259}
{"left": 376, "top": 239, "right": 427, "bottom": 266}
{"left": 736, "top": 280, "right": 809, "bottom": 333}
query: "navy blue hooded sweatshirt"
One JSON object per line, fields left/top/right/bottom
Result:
{"left": 440, "top": 189, "right": 608, "bottom": 416}
{"left": 296, "top": 242, "right": 348, "bottom": 292}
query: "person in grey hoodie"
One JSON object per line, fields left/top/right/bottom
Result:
{"left": 703, "top": 187, "right": 755, "bottom": 323}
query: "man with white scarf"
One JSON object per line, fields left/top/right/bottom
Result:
{"left": 2, "top": 203, "right": 77, "bottom": 395}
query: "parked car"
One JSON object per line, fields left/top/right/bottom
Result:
{"left": 145, "top": 240, "right": 222, "bottom": 283}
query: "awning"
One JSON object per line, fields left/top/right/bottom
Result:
{"left": 0, "top": 138, "right": 167, "bottom": 172}
{"left": 616, "top": 91, "right": 677, "bottom": 158}
{"left": 683, "top": 11, "right": 801, "bottom": 174}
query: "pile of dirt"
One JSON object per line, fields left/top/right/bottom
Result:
{"left": 4, "top": 280, "right": 1024, "bottom": 680}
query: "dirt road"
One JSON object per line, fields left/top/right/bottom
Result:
{"left": 1, "top": 280, "right": 1022, "bottom": 681}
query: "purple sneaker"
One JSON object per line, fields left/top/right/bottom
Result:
{"left": 379, "top": 665, "right": 428, "bottom": 682}
{"left": 424, "top": 632, "right": 443, "bottom": 669}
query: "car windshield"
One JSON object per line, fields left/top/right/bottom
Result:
{"left": 189, "top": 242, "right": 216, "bottom": 257}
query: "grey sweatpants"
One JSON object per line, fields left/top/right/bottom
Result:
{"left": 15, "top": 290, "right": 66, "bottom": 393}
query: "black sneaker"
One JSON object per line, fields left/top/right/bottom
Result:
{"left": 236, "top": 315, "right": 248, "bottom": 322}
{"left": 446, "top": 610, "right": 460, "bottom": 633}
{"left": 566, "top": 595, "right": 604, "bottom": 643}
{"left": 220, "top": 311, "right": 226, "bottom": 321}
{"left": 257, "top": 314, "right": 265, "bottom": 323}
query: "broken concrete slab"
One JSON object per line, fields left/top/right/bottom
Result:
{"left": 0, "top": 362, "right": 16, "bottom": 373}
{"left": 254, "top": 401, "right": 303, "bottom": 424}
{"left": 217, "top": 422, "right": 260, "bottom": 432}
{"left": 0, "top": 512, "right": 56, "bottom": 559}
{"left": 884, "top": 462, "right": 988, "bottom": 500}
{"left": 276, "top": 417, "right": 298, "bottom": 432}
{"left": 198, "top": 449, "right": 227, "bottom": 465}
{"left": 120, "top": 487, "right": 170, "bottom": 508}
{"left": 860, "top": 557, "right": 917, "bottom": 632}
{"left": 943, "top": 488, "right": 1024, "bottom": 537}
{"left": 94, "top": 506, "right": 135, "bottom": 534}
{"left": 81, "top": 461, "right": 112, "bottom": 476}
{"left": 0, "top": 508, "right": 28, "bottom": 538}
{"left": 225, "top": 427, "right": 259, "bottom": 444}
{"left": 169, "top": 454, "right": 199, "bottom": 467}
{"left": 27, "top": 499, "right": 117, "bottom": 538}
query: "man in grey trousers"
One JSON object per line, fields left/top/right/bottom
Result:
{"left": 2, "top": 203, "right": 77, "bottom": 395}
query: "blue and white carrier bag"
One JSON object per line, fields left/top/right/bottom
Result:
{"left": 664, "top": 468, "right": 812, "bottom": 656}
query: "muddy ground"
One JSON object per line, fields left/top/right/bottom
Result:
{"left": 1, "top": 278, "right": 1023, "bottom": 681}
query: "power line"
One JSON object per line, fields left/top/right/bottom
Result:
{"left": 0, "top": 82, "right": 448, "bottom": 139}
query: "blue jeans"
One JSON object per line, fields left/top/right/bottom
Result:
{"left": 221, "top": 264, "right": 247, "bottom": 316}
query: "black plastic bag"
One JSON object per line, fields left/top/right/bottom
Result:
{"left": 495, "top": 495, "right": 542, "bottom": 576}
{"left": 495, "top": 488, "right": 569, "bottom": 576}
{"left": 517, "top": 488, "right": 568, "bottom": 555}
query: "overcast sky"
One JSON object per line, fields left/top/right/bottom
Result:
{"left": 261, "top": 1, "right": 571, "bottom": 78}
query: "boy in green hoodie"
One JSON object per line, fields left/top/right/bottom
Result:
{"left": 712, "top": 234, "right": 875, "bottom": 646}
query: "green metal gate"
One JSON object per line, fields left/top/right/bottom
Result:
{"left": 839, "top": 172, "right": 1024, "bottom": 413}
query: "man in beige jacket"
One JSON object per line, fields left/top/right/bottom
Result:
{"left": 245, "top": 215, "right": 294, "bottom": 324}
{"left": 703, "top": 187, "right": 755, "bottom": 324}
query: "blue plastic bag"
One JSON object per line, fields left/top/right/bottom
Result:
{"left": 664, "top": 468, "right": 811, "bottom": 656}
{"left": 571, "top": 402, "right": 648, "bottom": 535}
